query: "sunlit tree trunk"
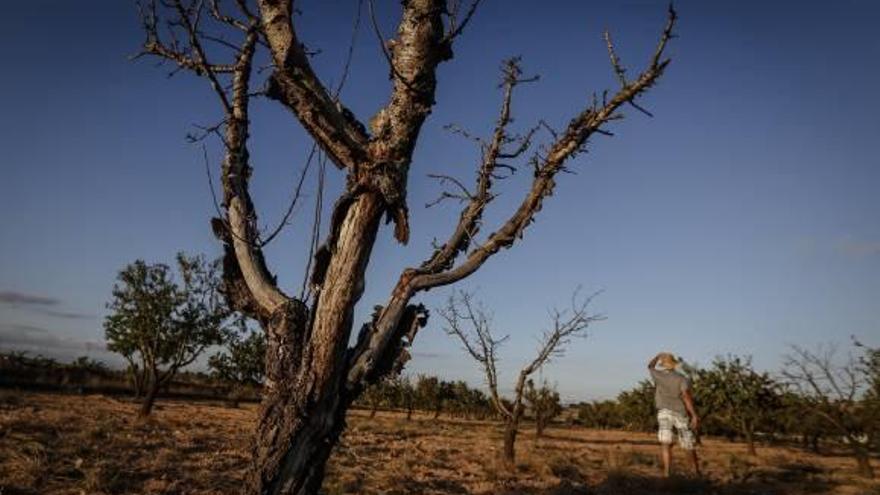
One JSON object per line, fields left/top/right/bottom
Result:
{"left": 135, "top": 0, "right": 676, "bottom": 491}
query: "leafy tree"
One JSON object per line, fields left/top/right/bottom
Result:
{"left": 773, "top": 390, "right": 826, "bottom": 453}
{"left": 524, "top": 379, "right": 563, "bottom": 437}
{"left": 104, "top": 253, "right": 231, "bottom": 416}
{"left": 360, "top": 379, "right": 394, "bottom": 418}
{"left": 695, "top": 355, "right": 780, "bottom": 455}
{"left": 392, "top": 376, "right": 418, "bottom": 420}
{"left": 70, "top": 356, "right": 109, "bottom": 373}
{"left": 209, "top": 318, "right": 265, "bottom": 405}
{"left": 576, "top": 400, "right": 624, "bottom": 430}
{"left": 616, "top": 380, "right": 657, "bottom": 432}
{"left": 414, "top": 375, "right": 449, "bottom": 419}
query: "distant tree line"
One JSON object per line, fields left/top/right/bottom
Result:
{"left": 352, "top": 374, "right": 564, "bottom": 430}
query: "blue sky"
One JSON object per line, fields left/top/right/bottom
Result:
{"left": 1, "top": 0, "right": 878, "bottom": 401}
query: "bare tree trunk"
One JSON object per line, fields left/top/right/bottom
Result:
{"left": 854, "top": 447, "right": 874, "bottom": 479}
{"left": 502, "top": 417, "right": 520, "bottom": 464}
{"left": 745, "top": 430, "right": 757, "bottom": 456}
{"left": 125, "top": 359, "right": 144, "bottom": 398}
{"left": 134, "top": 3, "right": 676, "bottom": 493}
{"left": 247, "top": 293, "right": 368, "bottom": 495}
{"left": 139, "top": 370, "right": 159, "bottom": 417}
{"left": 809, "top": 434, "right": 820, "bottom": 453}
{"left": 250, "top": 386, "right": 349, "bottom": 495}
{"left": 535, "top": 417, "right": 546, "bottom": 438}
{"left": 743, "top": 420, "right": 757, "bottom": 456}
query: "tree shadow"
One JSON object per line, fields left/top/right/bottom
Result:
{"left": 539, "top": 432, "right": 657, "bottom": 447}
{"left": 591, "top": 470, "right": 833, "bottom": 495}
{"left": 386, "top": 476, "right": 470, "bottom": 495}
{"left": 498, "top": 460, "right": 839, "bottom": 495}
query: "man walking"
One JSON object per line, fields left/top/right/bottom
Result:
{"left": 648, "top": 352, "right": 701, "bottom": 477}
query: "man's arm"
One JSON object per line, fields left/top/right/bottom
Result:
{"left": 682, "top": 387, "right": 700, "bottom": 430}
{"left": 648, "top": 353, "right": 663, "bottom": 370}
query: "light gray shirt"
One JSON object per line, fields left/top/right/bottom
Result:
{"left": 650, "top": 368, "right": 690, "bottom": 415}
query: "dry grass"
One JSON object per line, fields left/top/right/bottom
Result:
{"left": 1, "top": 391, "right": 878, "bottom": 494}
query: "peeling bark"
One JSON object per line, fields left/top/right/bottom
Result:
{"left": 135, "top": 2, "right": 676, "bottom": 492}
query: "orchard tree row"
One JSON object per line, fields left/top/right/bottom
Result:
{"left": 575, "top": 347, "right": 880, "bottom": 478}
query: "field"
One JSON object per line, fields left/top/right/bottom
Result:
{"left": 1, "top": 392, "right": 878, "bottom": 495}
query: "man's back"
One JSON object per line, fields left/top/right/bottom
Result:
{"left": 650, "top": 368, "right": 688, "bottom": 415}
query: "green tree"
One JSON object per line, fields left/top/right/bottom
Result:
{"left": 577, "top": 400, "right": 624, "bottom": 429}
{"left": 209, "top": 318, "right": 265, "bottom": 405}
{"left": 525, "top": 379, "right": 563, "bottom": 437}
{"left": 696, "top": 355, "right": 780, "bottom": 455}
{"left": 392, "top": 376, "right": 417, "bottom": 420}
{"left": 415, "top": 375, "right": 449, "bottom": 418}
{"left": 104, "top": 254, "right": 231, "bottom": 416}
{"left": 773, "top": 390, "right": 825, "bottom": 453}
{"left": 616, "top": 380, "right": 656, "bottom": 432}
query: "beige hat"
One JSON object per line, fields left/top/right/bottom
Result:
{"left": 658, "top": 353, "right": 680, "bottom": 370}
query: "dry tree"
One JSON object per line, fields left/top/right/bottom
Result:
{"left": 134, "top": 0, "right": 677, "bottom": 492}
{"left": 438, "top": 289, "right": 601, "bottom": 462}
{"left": 783, "top": 344, "right": 878, "bottom": 478}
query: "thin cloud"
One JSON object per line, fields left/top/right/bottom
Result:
{"left": 2, "top": 323, "right": 51, "bottom": 334}
{"left": 836, "top": 237, "right": 880, "bottom": 257}
{"left": 40, "top": 309, "right": 96, "bottom": 320}
{"left": 0, "top": 290, "right": 94, "bottom": 319}
{"left": 0, "top": 291, "right": 60, "bottom": 306}
{"left": 0, "top": 324, "right": 106, "bottom": 353}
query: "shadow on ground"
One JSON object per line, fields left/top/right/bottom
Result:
{"left": 539, "top": 432, "right": 657, "bottom": 447}
{"left": 497, "top": 460, "right": 838, "bottom": 495}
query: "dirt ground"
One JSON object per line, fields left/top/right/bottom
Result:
{"left": 1, "top": 392, "right": 878, "bottom": 495}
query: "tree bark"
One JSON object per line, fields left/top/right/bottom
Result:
{"left": 809, "top": 434, "right": 820, "bottom": 454}
{"left": 246, "top": 194, "right": 384, "bottom": 495}
{"left": 854, "top": 447, "right": 875, "bottom": 479}
{"left": 128, "top": 363, "right": 144, "bottom": 398}
{"left": 745, "top": 430, "right": 757, "bottom": 456}
{"left": 502, "top": 418, "right": 519, "bottom": 464}
{"left": 250, "top": 385, "right": 349, "bottom": 495}
{"left": 248, "top": 302, "right": 355, "bottom": 495}
{"left": 139, "top": 371, "right": 159, "bottom": 417}
{"left": 135, "top": 3, "right": 676, "bottom": 492}
{"left": 743, "top": 420, "right": 757, "bottom": 456}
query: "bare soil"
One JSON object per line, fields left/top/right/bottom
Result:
{"left": 1, "top": 391, "right": 877, "bottom": 494}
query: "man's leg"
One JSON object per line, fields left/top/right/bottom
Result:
{"left": 676, "top": 417, "right": 700, "bottom": 477}
{"left": 661, "top": 442, "right": 673, "bottom": 477}
{"left": 657, "top": 410, "right": 674, "bottom": 477}
{"left": 688, "top": 449, "right": 701, "bottom": 477}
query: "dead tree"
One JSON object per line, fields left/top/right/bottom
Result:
{"left": 135, "top": 1, "right": 676, "bottom": 492}
{"left": 783, "top": 345, "right": 877, "bottom": 478}
{"left": 438, "top": 290, "right": 600, "bottom": 463}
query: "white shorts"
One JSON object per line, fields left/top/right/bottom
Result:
{"left": 657, "top": 409, "right": 695, "bottom": 450}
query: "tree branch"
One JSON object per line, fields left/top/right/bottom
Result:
{"left": 412, "top": 7, "right": 676, "bottom": 292}
{"left": 257, "top": 0, "right": 370, "bottom": 170}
